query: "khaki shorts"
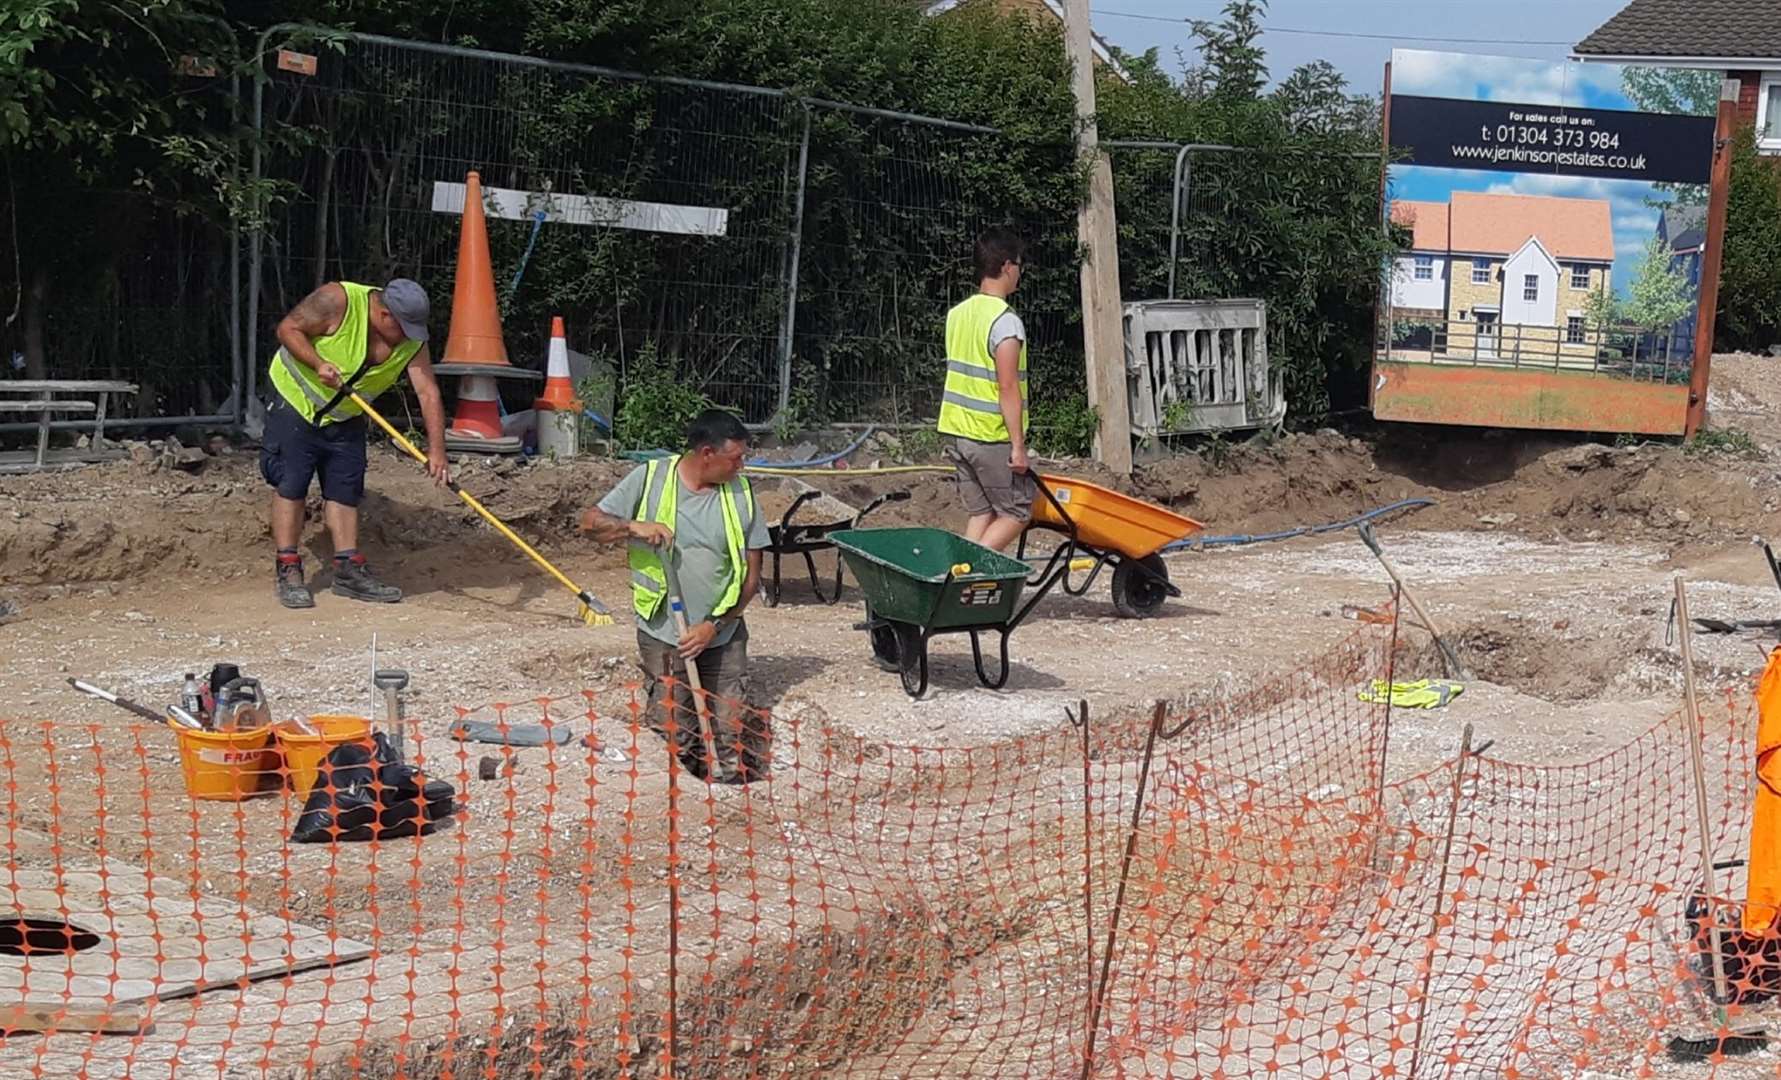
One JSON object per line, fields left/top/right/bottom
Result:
{"left": 945, "top": 435, "right": 1036, "bottom": 521}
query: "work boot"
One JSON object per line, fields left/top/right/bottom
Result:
{"left": 276, "top": 556, "right": 315, "bottom": 610}
{"left": 331, "top": 554, "right": 403, "bottom": 604}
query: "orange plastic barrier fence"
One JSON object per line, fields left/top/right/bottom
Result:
{"left": 0, "top": 610, "right": 1772, "bottom": 1078}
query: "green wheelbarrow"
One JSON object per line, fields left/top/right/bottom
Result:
{"left": 829, "top": 527, "right": 1068, "bottom": 698}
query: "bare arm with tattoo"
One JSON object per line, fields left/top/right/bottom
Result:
{"left": 276, "top": 283, "right": 348, "bottom": 387}
{"left": 579, "top": 507, "right": 671, "bottom": 547}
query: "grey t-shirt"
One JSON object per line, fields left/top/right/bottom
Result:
{"left": 988, "top": 310, "right": 1025, "bottom": 355}
{"left": 598, "top": 462, "right": 771, "bottom": 647}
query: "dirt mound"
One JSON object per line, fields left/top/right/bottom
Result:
{"left": 3, "top": 424, "right": 1778, "bottom": 590}
{"left": 0, "top": 448, "right": 632, "bottom": 587}
{"left": 1129, "top": 429, "right": 1781, "bottom": 547}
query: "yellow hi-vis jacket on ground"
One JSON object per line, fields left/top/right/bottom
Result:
{"left": 627, "top": 454, "right": 756, "bottom": 621}
{"left": 937, "top": 293, "right": 1027, "bottom": 443}
{"left": 269, "top": 281, "right": 420, "bottom": 425}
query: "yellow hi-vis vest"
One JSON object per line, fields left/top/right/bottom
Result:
{"left": 937, "top": 293, "right": 1027, "bottom": 442}
{"left": 627, "top": 455, "right": 757, "bottom": 621}
{"left": 268, "top": 281, "right": 421, "bottom": 425}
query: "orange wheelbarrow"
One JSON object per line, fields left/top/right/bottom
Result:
{"left": 1017, "top": 475, "right": 1204, "bottom": 619}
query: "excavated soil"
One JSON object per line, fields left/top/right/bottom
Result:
{"left": 5, "top": 356, "right": 1781, "bottom": 1078}
{"left": 6, "top": 422, "right": 1774, "bottom": 593}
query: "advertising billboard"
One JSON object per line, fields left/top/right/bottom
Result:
{"left": 1381, "top": 49, "right": 1716, "bottom": 385}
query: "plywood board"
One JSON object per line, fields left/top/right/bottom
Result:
{"left": 0, "top": 999, "right": 149, "bottom": 1034}
{"left": 431, "top": 180, "right": 729, "bottom": 237}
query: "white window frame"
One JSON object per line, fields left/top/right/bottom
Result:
{"left": 1569, "top": 265, "right": 1589, "bottom": 289}
{"left": 1413, "top": 254, "right": 1434, "bottom": 281}
{"left": 1523, "top": 274, "right": 1539, "bottom": 302}
{"left": 1566, "top": 315, "right": 1585, "bottom": 344}
{"left": 1471, "top": 261, "right": 1491, "bottom": 284}
{"left": 1760, "top": 74, "right": 1781, "bottom": 154}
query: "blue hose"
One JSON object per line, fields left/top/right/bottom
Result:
{"left": 509, "top": 209, "right": 547, "bottom": 294}
{"left": 1166, "top": 498, "right": 1437, "bottom": 551}
{"left": 748, "top": 425, "right": 875, "bottom": 468}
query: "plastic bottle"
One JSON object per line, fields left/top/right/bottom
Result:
{"left": 181, "top": 673, "right": 204, "bottom": 725}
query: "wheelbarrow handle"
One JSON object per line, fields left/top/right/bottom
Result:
{"left": 854, "top": 489, "right": 911, "bottom": 524}
{"left": 779, "top": 489, "right": 820, "bottom": 530}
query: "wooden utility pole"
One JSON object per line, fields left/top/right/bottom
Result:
{"left": 1684, "top": 78, "right": 1738, "bottom": 437}
{"left": 1062, "top": 0, "right": 1133, "bottom": 476}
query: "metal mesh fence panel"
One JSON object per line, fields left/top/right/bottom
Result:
{"left": 0, "top": 62, "right": 241, "bottom": 424}
{"left": 251, "top": 33, "right": 803, "bottom": 423}
{"left": 786, "top": 110, "right": 1083, "bottom": 431}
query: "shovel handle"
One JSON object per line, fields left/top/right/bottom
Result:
{"left": 349, "top": 391, "right": 610, "bottom": 617}
{"left": 67, "top": 679, "right": 174, "bottom": 725}
{"left": 658, "top": 546, "right": 721, "bottom": 774}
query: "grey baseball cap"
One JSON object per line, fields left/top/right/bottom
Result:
{"left": 381, "top": 278, "right": 431, "bottom": 343}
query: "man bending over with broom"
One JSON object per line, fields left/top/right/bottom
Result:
{"left": 262, "top": 278, "right": 449, "bottom": 609}
{"left": 580, "top": 409, "right": 772, "bottom": 783}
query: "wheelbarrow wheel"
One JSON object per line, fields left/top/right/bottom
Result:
{"left": 893, "top": 623, "right": 929, "bottom": 698}
{"left": 1111, "top": 554, "right": 1170, "bottom": 619}
{"left": 866, "top": 605, "right": 901, "bottom": 672}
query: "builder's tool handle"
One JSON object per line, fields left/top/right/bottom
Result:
{"left": 349, "top": 390, "right": 612, "bottom": 618}
{"left": 657, "top": 544, "right": 721, "bottom": 778}
{"left": 67, "top": 678, "right": 175, "bottom": 725}
{"left": 1356, "top": 523, "right": 1473, "bottom": 681}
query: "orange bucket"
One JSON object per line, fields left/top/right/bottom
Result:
{"left": 168, "top": 721, "right": 280, "bottom": 801}
{"left": 274, "top": 715, "right": 373, "bottom": 800}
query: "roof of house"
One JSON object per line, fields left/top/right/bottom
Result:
{"left": 1660, "top": 204, "right": 1707, "bottom": 250}
{"left": 1392, "top": 192, "right": 1616, "bottom": 262}
{"left": 921, "top": 0, "right": 1131, "bottom": 81}
{"left": 1575, "top": 0, "right": 1781, "bottom": 61}
{"left": 1391, "top": 200, "right": 1449, "bottom": 251}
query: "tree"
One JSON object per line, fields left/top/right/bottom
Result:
{"left": 1188, "top": 0, "right": 1268, "bottom": 103}
{"left": 1717, "top": 126, "right": 1781, "bottom": 351}
{"left": 1619, "top": 66, "right": 1719, "bottom": 208}
{"left": 1623, "top": 234, "right": 1694, "bottom": 333}
{"left": 1583, "top": 283, "right": 1619, "bottom": 332}
{"left": 1621, "top": 66, "right": 1719, "bottom": 117}
{"left": 2, "top": 0, "right": 241, "bottom": 389}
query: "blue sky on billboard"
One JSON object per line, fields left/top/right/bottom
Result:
{"left": 1387, "top": 49, "right": 1710, "bottom": 298}
{"left": 1389, "top": 49, "right": 1637, "bottom": 111}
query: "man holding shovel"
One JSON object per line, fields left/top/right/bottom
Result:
{"left": 580, "top": 409, "right": 771, "bottom": 783}
{"left": 262, "top": 278, "right": 450, "bottom": 609}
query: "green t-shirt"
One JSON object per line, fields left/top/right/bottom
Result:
{"left": 598, "top": 463, "right": 770, "bottom": 647}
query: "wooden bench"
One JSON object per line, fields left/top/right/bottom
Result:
{"left": 0, "top": 381, "right": 139, "bottom": 471}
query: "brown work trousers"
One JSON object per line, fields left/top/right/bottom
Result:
{"left": 636, "top": 625, "right": 772, "bottom": 783}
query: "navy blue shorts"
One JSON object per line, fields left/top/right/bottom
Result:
{"left": 259, "top": 397, "right": 369, "bottom": 506}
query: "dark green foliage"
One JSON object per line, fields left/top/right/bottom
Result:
{"left": 1102, "top": 2, "right": 1392, "bottom": 420}
{"left": 5, "top": 0, "right": 1389, "bottom": 428}
{"left": 1718, "top": 127, "right": 1781, "bottom": 352}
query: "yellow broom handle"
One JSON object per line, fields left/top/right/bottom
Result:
{"left": 348, "top": 391, "right": 584, "bottom": 597}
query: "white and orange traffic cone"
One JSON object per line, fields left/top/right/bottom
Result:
{"left": 535, "top": 317, "right": 579, "bottom": 412}
{"left": 535, "top": 316, "right": 582, "bottom": 459}
{"left": 447, "top": 373, "right": 504, "bottom": 441}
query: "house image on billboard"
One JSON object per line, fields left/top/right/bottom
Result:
{"left": 1389, "top": 192, "right": 1614, "bottom": 364}
{"left": 1656, "top": 203, "right": 1706, "bottom": 351}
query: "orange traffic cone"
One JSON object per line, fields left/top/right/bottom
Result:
{"left": 535, "top": 317, "right": 579, "bottom": 412}
{"left": 448, "top": 374, "right": 504, "bottom": 441}
{"left": 442, "top": 170, "right": 510, "bottom": 368}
